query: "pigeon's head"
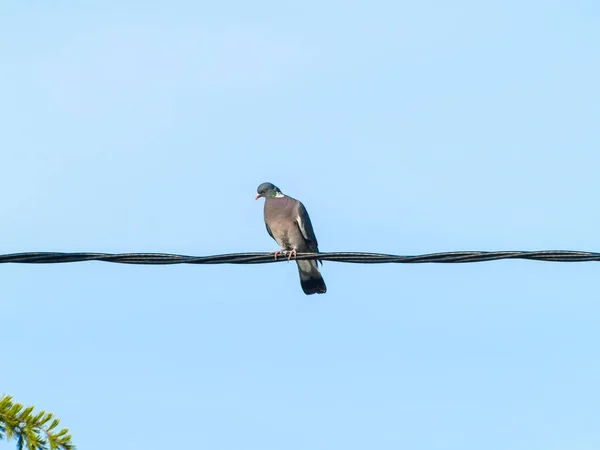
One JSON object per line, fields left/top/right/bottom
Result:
{"left": 255, "top": 182, "right": 282, "bottom": 200}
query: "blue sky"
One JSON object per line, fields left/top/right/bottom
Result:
{"left": 2, "top": 1, "right": 599, "bottom": 449}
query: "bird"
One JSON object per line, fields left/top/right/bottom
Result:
{"left": 255, "top": 182, "right": 327, "bottom": 295}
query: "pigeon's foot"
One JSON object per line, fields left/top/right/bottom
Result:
{"left": 270, "top": 249, "right": 286, "bottom": 261}
{"left": 286, "top": 249, "right": 297, "bottom": 261}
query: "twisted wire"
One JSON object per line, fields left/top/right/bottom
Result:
{"left": 0, "top": 250, "right": 598, "bottom": 265}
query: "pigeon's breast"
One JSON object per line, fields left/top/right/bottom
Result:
{"left": 264, "top": 197, "right": 301, "bottom": 249}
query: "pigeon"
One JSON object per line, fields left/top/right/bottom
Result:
{"left": 255, "top": 182, "right": 327, "bottom": 295}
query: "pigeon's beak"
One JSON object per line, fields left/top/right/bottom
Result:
{"left": 254, "top": 194, "right": 262, "bottom": 200}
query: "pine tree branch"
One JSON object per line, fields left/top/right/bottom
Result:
{"left": 0, "top": 396, "right": 74, "bottom": 450}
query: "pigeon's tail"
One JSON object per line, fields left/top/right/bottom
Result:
{"left": 296, "top": 260, "right": 327, "bottom": 295}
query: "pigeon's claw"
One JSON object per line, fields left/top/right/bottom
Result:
{"left": 270, "top": 249, "right": 286, "bottom": 261}
{"left": 286, "top": 249, "right": 297, "bottom": 261}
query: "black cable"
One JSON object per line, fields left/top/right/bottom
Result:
{"left": 0, "top": 250, "right": 598, "bottom": 265}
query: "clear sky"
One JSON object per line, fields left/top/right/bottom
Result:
{"left": 2, "top": 1, "right": 599, "bottom": 449}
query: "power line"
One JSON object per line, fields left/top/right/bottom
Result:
{"left": 0, "top": 250, "right": 598, "bottom": 265}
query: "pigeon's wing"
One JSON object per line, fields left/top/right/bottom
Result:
{"left": 295, "top": 201, "right": 319, "bottom": 253}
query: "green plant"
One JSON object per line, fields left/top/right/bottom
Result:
{"left": 0, "top": 395, "right": 74, "bottom": 450}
